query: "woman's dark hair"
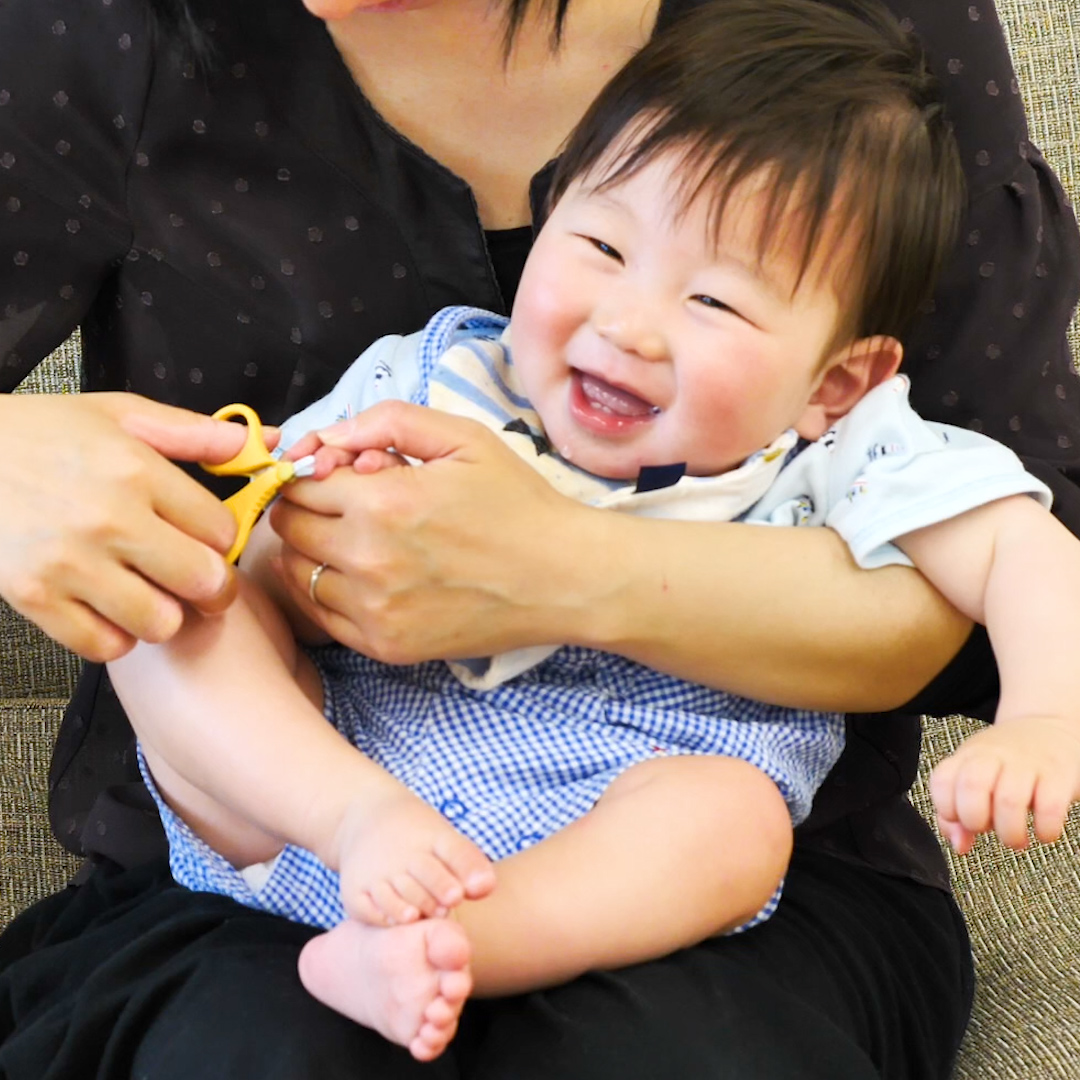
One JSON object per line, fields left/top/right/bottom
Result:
{"left": 550, "top": 0, "right": 966, "bottom": 344}
{"left": 505, "top": 0, "right": 571, "bottom": 47}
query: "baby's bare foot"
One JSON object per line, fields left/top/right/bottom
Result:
{"left": 298, "top": 917, "right": 472, "bottom": 1061}
{"left": 336, "top": 789, "right": 496, "bottom": 926}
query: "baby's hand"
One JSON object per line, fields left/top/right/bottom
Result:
{"left": 929, "top": 716, "right": 1080, "bottom": 854}
{"left": 284, "top": 429, "right": 409, "bottom": 480}
{"left": 333, "top": 787, "right": 496, "bottom": 928}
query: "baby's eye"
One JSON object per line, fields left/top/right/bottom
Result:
{"left": 582, "top": 236, "right": 623, "bottom": 262}
{"left": 692, "top": 294, "right": 734, "bottom": 313}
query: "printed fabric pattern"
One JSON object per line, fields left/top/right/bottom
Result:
{"left": 147, "top": 305, "right": 1048, "bottom": 935}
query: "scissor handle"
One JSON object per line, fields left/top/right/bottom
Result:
{"left": 202, "top": 403, "right": 278, "bottom": 477}
{"left": 220, "top": 459, "right": 296, "bottom": 564}
{"left": 199, "top": 403, "right": 295, "bottom": 563}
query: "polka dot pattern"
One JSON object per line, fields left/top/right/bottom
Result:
{"left": 1, "top": 0, "right": 1077, "bottom": 889}
{"left": 888, "top": 2, "right": 1080, "bottom": 466}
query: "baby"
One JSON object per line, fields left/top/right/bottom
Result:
{"left": 109, "top": 0, "right": 1080, "bottom": 1062}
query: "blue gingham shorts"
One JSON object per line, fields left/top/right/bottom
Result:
{"left": 146, "top": 644, "right": 845, "bottom": 933}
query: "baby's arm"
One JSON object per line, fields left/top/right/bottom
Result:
{"left": 896, "top": 495, "right": 1080, "bottom": 852}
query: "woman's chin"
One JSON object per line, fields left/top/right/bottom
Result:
{"left": 302, "top": 0, "right": 437, "bottom": 18}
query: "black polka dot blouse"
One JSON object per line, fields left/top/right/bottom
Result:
{"left": 2, "top": 0, "right": 1078, "bottom": 885}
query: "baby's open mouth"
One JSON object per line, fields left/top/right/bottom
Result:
{"left": 576, "top": 371, "right": 659, "bottom": 418}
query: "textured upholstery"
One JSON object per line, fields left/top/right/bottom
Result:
{"left": 913, "top": 719, "right": 1080, "bottom": 1079}
{"left": 0, "top": 334, "right": 83, "bottom": 918}
{"left": 925, "top": 3, "right": 1080, "bottom": 1075}
{"left": 1, "top": 1, "right": 1079, "bottom": 1075}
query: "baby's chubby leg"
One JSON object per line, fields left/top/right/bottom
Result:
{"left": 109, "top": 573, "right": 319, "bottom": 866}
{"left": 302, "top": 753, "right": 792, "bottom": 1044}
{"left": 442, "top": 755, "right": 793, "bottom": 994}
{"left": 108, "top": 574, "right": 494, "bottom": 919}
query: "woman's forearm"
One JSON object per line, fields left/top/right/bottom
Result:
{"left": 557, "top": 509, "right": 974, "bottom": 712}
{"left": 273, "top": 405, "right": 973, "bottom": 712}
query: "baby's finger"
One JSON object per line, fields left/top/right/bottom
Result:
{"left": 991, "top": 765, "right": 1036, "bottom": 850}
{"left": 936, "top": 815, "right": 976, "bottom": 855}
{"left": 928, "top": 757, "right": 961, "bottom": 826}
{"left": 951, "top": 755, "right": 1003, "bottom": 837}
{"left": 283, "top": 430, "right": 323, "bottom": 460}
{"left": 1032, "top": 773, "right": 1073, "bottom": 844}
{"left": 353, "top": 448, "right": 409, "bottom": 474}
{"left": 309, "top": 444, "right": 358, "bottom": 479}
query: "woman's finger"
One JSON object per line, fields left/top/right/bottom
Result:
{"left": 318, "top": 399, "right": 491, "bottom": 462}
{"left": 97, "top": 392, "right": 254, "bottom": 463}
{"left": 150, "top": 461, "right": 239, "bottom": 561}
{"left": 22, "top": 597, "right": 138, "bottom": 666}
{"left": 272, "top": 551, "right": 371, "bottom": 654}
{"left": 270, "top": 495, "right": 351, "bottom": 567}
{"left": 63, "top": 557, "right": 186, "bottom": 647}
{"left": 0, "top": 392, "right": 245, "bottom": 656}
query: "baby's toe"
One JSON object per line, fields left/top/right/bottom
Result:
{"left": 390, "top": 872, "right": 443, "bottom": 918}
{"left": 410, "top": 1019, "right": 458, "bottom": 1063}
{"left": 432, "top": 836, "right": 496, "bottom": 901}
{"left": 369, "top": 879, "right": 419, "bottom": 925}
{"left": 409, "top": 856, "right": 466, "bottom": 910}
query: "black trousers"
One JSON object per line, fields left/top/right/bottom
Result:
{"left": 0, "top": 847, "right": 972, "bottom": 1080}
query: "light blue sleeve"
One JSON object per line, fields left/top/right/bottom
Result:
{"left": 746, "top": 376, "right": 1053, "bottom": 569}
{"left": 276, "top": 330, "right": 424, "bottom": 454}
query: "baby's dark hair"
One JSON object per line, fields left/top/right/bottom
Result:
{"left": 549, "top": 0, "right": 965, "bottom": 345}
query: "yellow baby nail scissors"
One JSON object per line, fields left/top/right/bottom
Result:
{"left": 202, "top": 403, "right": 313, "bottom": 564}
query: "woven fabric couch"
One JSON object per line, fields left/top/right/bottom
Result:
{"left": 2, "top": 1, "right": 1079, "bottom": 1076}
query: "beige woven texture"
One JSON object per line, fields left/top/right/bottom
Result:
{"left": 2, "top": 1, "right": 1079, "bottom": 1075}
{"left": 922, "top": 3, "right": 1080, "bottom": 1077}
{"left": 0, "top": 336, "right": 83, "bottom": 920}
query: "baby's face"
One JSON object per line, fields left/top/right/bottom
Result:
{"left": 509, "top": 150, "right": 852, "bottom": 479}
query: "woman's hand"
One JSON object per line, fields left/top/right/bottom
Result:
{"left": 271, "top": 400, "right": 973, "bottom": 711}
{"left": 0, "top": 392, "right": 250, "bottom": 662}
{"left": 270, "top": 401, "right": 601, "bottom": 665}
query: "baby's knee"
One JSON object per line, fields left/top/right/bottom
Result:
{"left": 608, "top": 755, "right": 793, "bottom": 932}
{"left": 690, "top": 756, "right": 792, "bottom": 862}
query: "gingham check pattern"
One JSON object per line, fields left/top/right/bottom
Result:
{"left": 409, "top": 305, "right": 509, "bottom": 407}
{"left": 147, "top": 643, "right": 843, "bottom": 932}
{"left": 147, "top": 305, "right": 846, "bottom": 933}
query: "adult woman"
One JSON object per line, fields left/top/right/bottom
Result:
{"left": 0, "top": 0, "right": 1077, "bottom": 1076}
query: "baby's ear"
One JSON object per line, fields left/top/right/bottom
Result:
{"left": 795, "top": 335, "right": 903, "bottom": 441}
